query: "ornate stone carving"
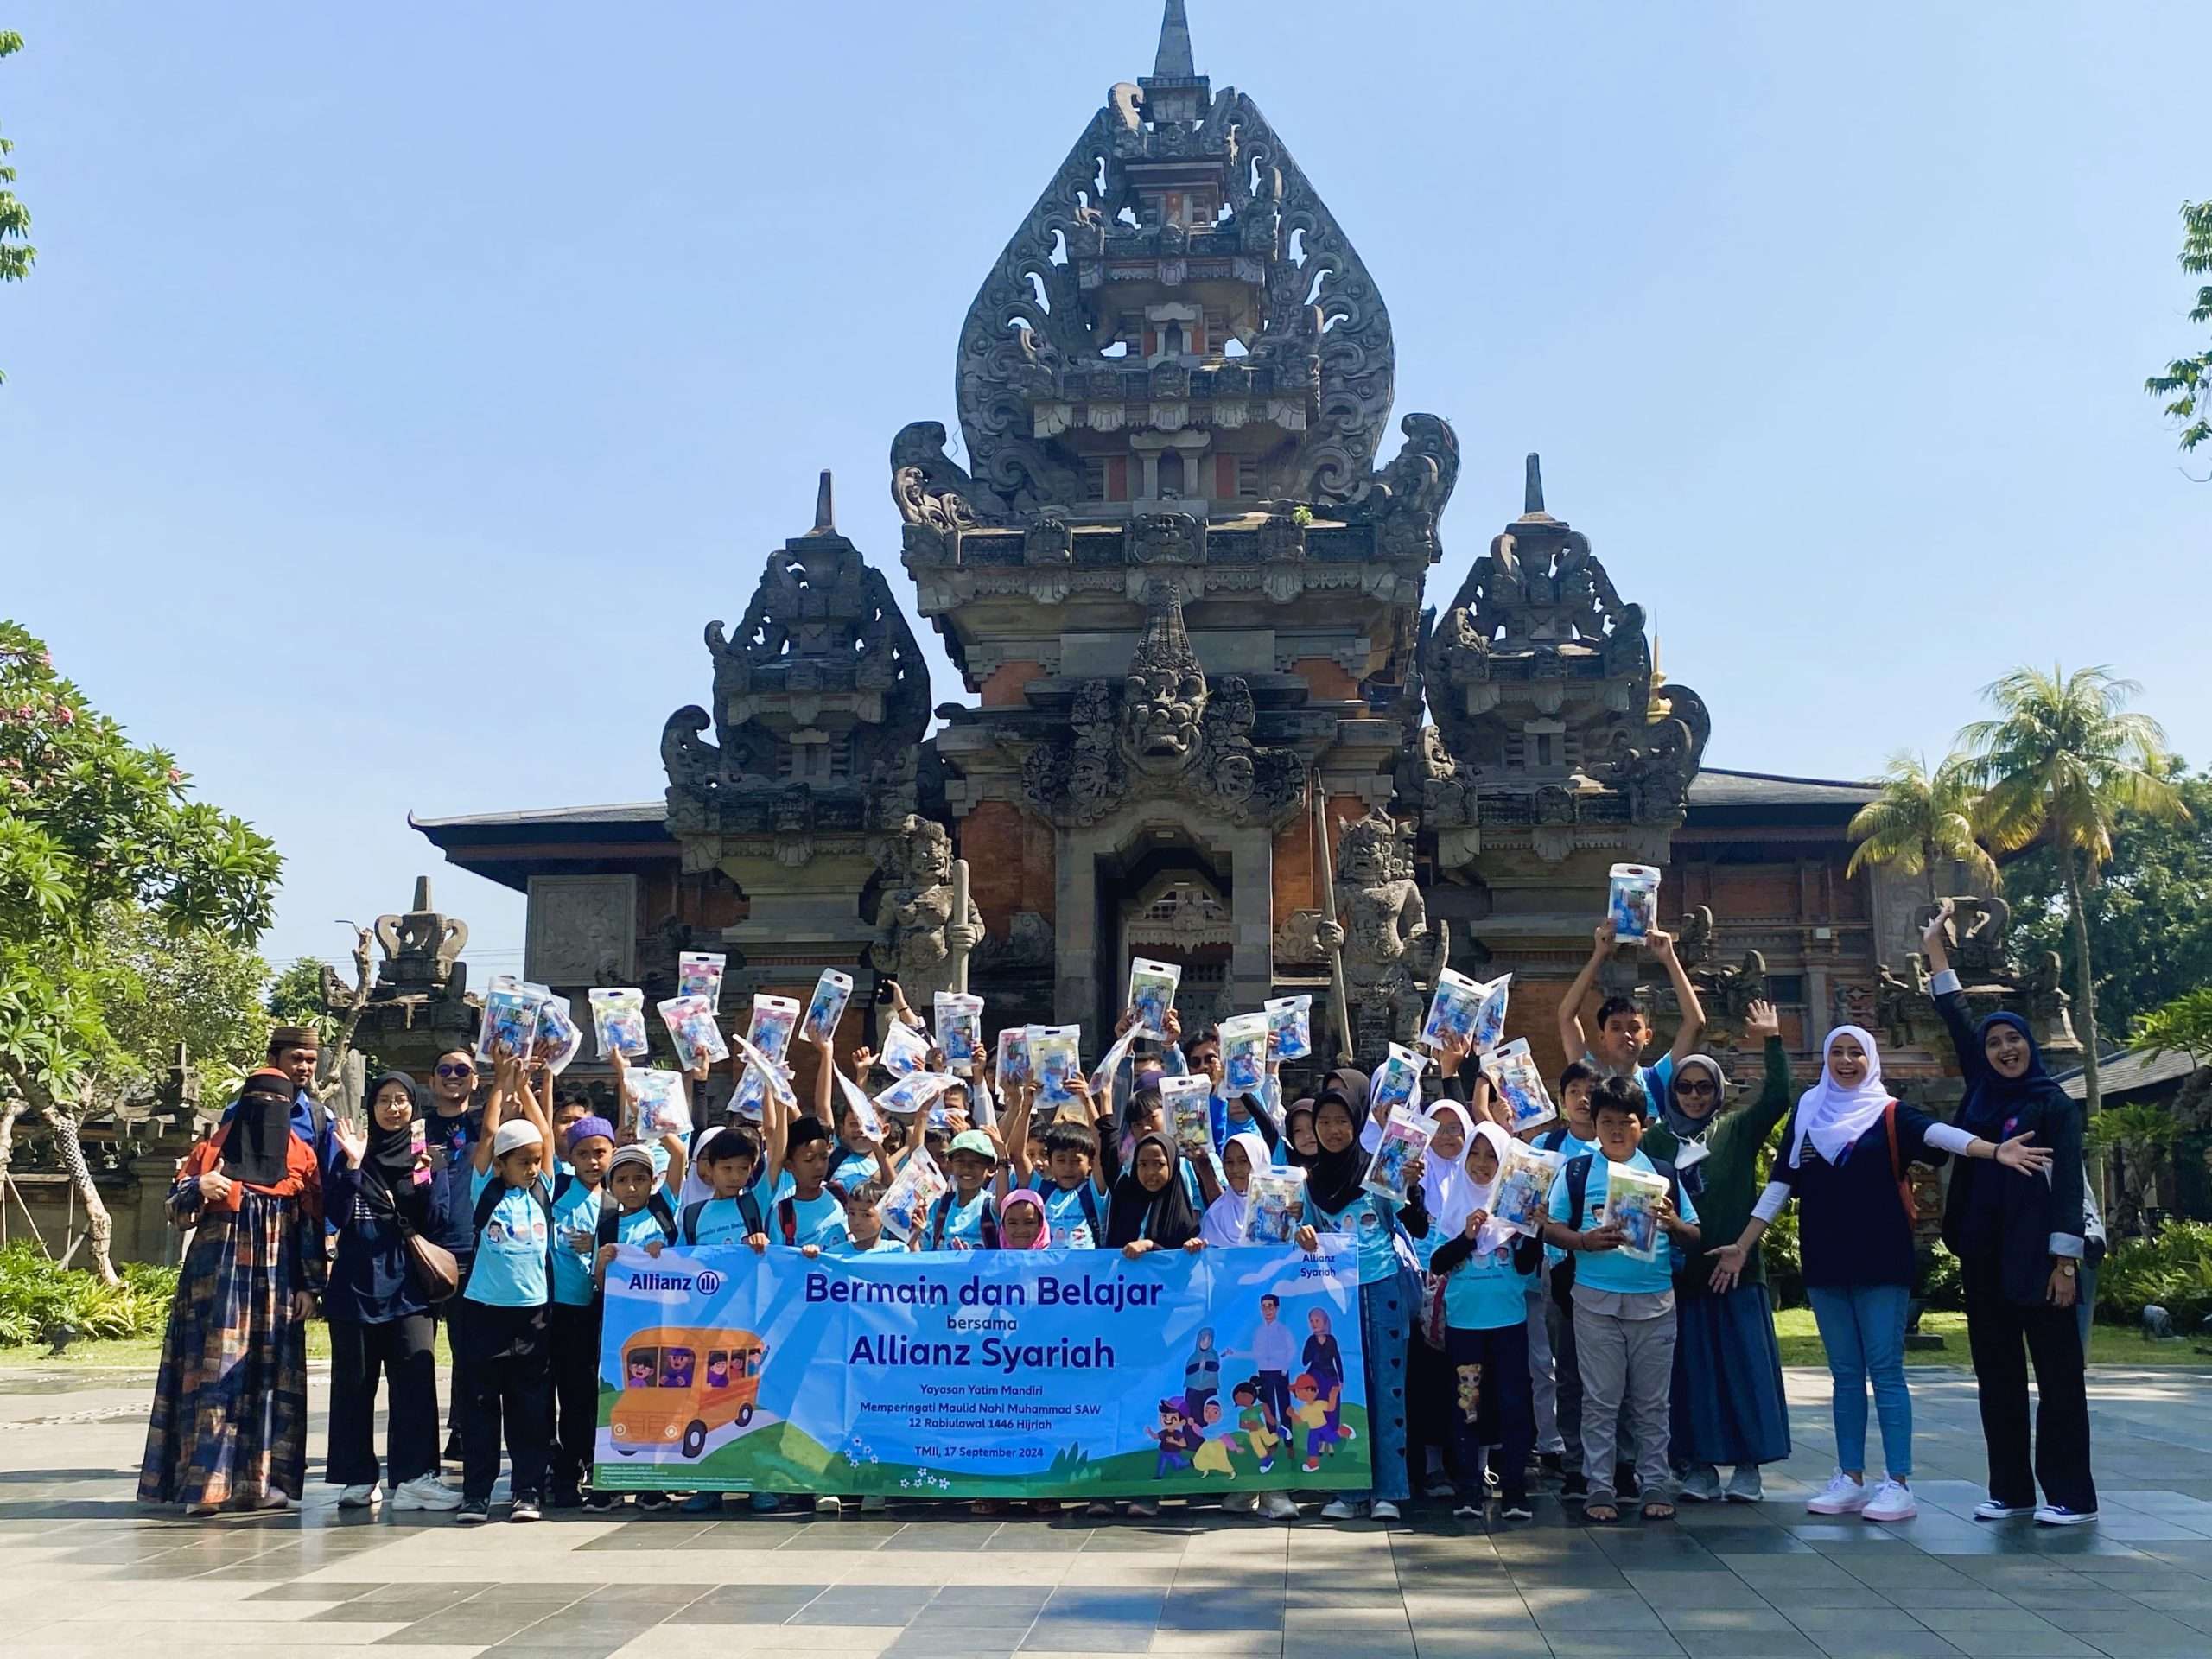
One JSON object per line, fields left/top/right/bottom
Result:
{"left": 343, "top": 877, "right": 478, "bottom": 1070}
{"left": 1897, "top": 896, "right": 2080, "bottom": 1056}
{"left": 525, "top": 875, "right": 639, "bottom": 987}
{"left": 1020, "top": 584, "right": 1306, "bottom": 829}
{"left": 1669, "top": 905, "right": 1771, "bottom": 1042}
{"left": 973, "top": 911, "right": 1055, "bottom": 976}
{"left": 372, "top": 875, "right": 468, "bottom": 995}
{"left": 1319, "top": 810, "right": 1446, "bottom": 1059}
{"left": 869, "top": 816, "right": 985, "bottom": 1004}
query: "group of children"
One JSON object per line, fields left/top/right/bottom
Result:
{"left": 344, "top": 915, "right": 1773, "bottom": 1529}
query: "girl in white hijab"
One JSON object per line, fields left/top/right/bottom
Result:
{"left": 1199, "top": 1130, "right": 1274, "bottom": 1248}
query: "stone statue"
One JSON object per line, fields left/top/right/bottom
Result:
{"left": 1875, "top": 955, "right": 1931, "bottom": 1051}
{"left": 1672, "top": 906, "right": 1769, "bottom": 1039}
{"left": 1319, "top": 810, "right": 1446, "bottom": 1058}
{"left": 1119, "top": 584, "right": 1208, "bottom": 776}
{"left": 868, "top": 816, "right": 983, "bottom": 1003}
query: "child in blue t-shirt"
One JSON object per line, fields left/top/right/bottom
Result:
{"left": 1541, "top": 1076, "right": 1700, "bottom": 1523}
{"left": 458, "top": 1050, "right": 556, "bottom": 1524}
{"left": 546, "top": 1112, "right": 616, "bottom": 1509}
{"left": 1529, "top": 1058, "right": 1600, "bottom": 1493}
{"left": 925, "top": 1128, "right": 1010, "bottom": 1249}
{"left": 828, "top": 1182, "right": 908, "bottom": 1257}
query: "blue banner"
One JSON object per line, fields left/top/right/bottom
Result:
{"left": 592, "top": 1243, "right": 1370, "bottom": 1498}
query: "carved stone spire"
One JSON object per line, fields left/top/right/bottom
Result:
{"left": 806, "top": 468, "right": 836, "bottom": 537}
{"left": 1523, "top": 453, "right": 1545, "bottom": 517}
{"left": 1130, "top": 582, "right": 1200, "bottom": 683}
{"left": 1153, "top": 0, "right": 1196, "bottom": 79}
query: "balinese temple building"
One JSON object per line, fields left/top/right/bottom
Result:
{"left": 415, "top": 3, "right": 2064, "bottom": 1107}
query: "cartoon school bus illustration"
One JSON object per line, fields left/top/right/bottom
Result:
{"left": 608, "top": 1325, "right": 770, "bottom": 1460}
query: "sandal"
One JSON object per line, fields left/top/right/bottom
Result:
{"left": 1583, "top": 1502, "right": 1619, "bottom": 1523}
{"left": 1642, "top": 1501, "right": 1676, "bottom": 1522}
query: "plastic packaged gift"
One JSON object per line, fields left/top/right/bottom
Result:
{"left": 677, "top": 950, "right": 728, "bottom": 1013}
{"left": 880, "top": 1017, "right": 932, "bottom": 1078}
{"left": 1423, "top": 969, "right": 1511, "bottom": 1054}
{"left": 1243, "top": 1166, "right": 1308, "bottom": 1244}
{"left": 1491, "top": 1141, "right": 1566, "bottom": 1237}
{"left": 627, "top": 1069, "right": 690, "bottom": 1141}
{"left": 875, "top": 1071, "right": 960, "bottom": 1118}
{"left": 731, "top": 995, "right": 802, "bottom": 1119}
{"left": 1027, "top": 1024, "right": 1082, "bottom": 1107}
{"left": 1127, "top": 957, "right": 1182, "bottom": 1038}
{"left": 1604, "top": 1160, "right": 1670, "bottom": 1263}
{"left": 475, "top": 986, "right": 543, "bottom": 1066}
{"left": 656, "top": 993, "right": 728, "bottom": 1071}
{"left": 879, "top": 1147, "right": 949, "bottom": 1242}
{"left": 1160, "top": 1075, "right": 1214, "bottom": 1160}
{"left": 1265, "top": 994, "right": 1313, "bottom": 1062}
{"left": 1219, "top": 1012, "right": 1268, "bottom": 1092}
{"left": 588, "top": 988, "right": 650, "bottom": 1059}
{"left": 1369, "top": 1042, "right": 1428, "bottom": 1118}
{"left": 1361, "top": 1106, "right": 1437, "bottom": 1205}
{"left": 532, "top": 992, "right": 584, "bottom": 1076}
{"left": 934, "top": 991, "right": 985, "bottom": 1070}
{"left": 803, "top": 969, "right": 853, "bottom": 1045}
{"left": 1608, "top": 863, "right": 1662, "bottom": 944}
{"left": 995, "top": 1024, "right": 1032, "bottom": 1086}
{"left": 1480, "top": 1038, "right": 1558, "bottom": 1135}
{"left": 832, "top": 1068, "right": 885, "bottom": 1143}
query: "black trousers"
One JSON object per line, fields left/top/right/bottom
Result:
{"left": 1448, "top": 1321, "right": 1534, "bottom": 1503}
{"left": 460, "top": 1301, "right": 551, "bottom": 1505}
{"left": 1961, "top": 1251, "right": 2095, "bottom": 1514}
{"left": 1407, "top": 1330, "right": 1459, "bottom": 1484}
{"left": 548, "top": 1300, "right": 602, "bottom": 1493}
{"left": 440, "top": 1288, "right": 473, "bottom": 1452}
{"left": 326, "top": 1313, "right": 439, "bottom": 1487}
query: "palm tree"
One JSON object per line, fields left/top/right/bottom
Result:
{"left": 1845, "top": 751, "right": 1999, "bottom": 905}
{"left": 1961, "top": 665, "right": 2190, "bottom": 1120}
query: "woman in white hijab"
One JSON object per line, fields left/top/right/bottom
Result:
{"left": 1713, "top": 1025, "right": 2049, "bottom": 1526}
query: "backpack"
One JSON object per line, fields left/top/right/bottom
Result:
{"left": 1552, "top": 1153, "right": 1683, "bottom": 1304}
{"left": 1067, "top": 1181, "right": 1103, "bottom": 1243}
{"left": 928, "top": 1190, "right": 1000, "bottom": 1250}
{"left": 462, "top": 1174, "right": 553, "bottom": 1291}
{"left": 774, "top": 1181, "right": 849, "bottom": 1247}
{"left": 680, "top": 1189, "right": 766, "bottom": 1247}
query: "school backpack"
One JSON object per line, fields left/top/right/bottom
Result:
{"left": 1551, "top": 1153, "right": 1684, "bottom": 1306}
{"left": 773, "top": 1181, "right": 849, "bottom": 1247}
{"left": 927, "top": 1190, "right": 1000, "bottom": 1250}
{"left": 679, "top": 1188, "right": 766, "bottom": 1247}
{"left": 461, "top": 1174, "right": 554, "bottom": 1291}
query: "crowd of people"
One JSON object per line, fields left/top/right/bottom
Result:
{"left": 137, "top": 905, "right": 2102, "bottom": 1530}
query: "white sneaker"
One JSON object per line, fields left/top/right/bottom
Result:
{"left": 391, "top": 1475, "right": 463, "bottom": 1512}
{"left": 860, "top": 1494, "right": 886, "bottom": 1513}
{"left": 1370, "top": 1499, "right": 1401, "bottom": 1521}
{"left": 1724, "top": 1466, "right": 1764, "bottom": 1503}
{"left": 1423, "top": 1478, "right": 1457, "bottom": 1499}
{"left": 336, "top": 1484, "right": 378, "bottom": 1509}
{"left": 1319, "top": 1498, "right": 1362, "bottom": 1520}
{"left": 1974, "top": 1499, "right": 2036, "bottom": 1521}
{"left": 1805, "top": 1471, "right": 1870, "bottom": 1515}
{"left": 1223, "top": 1491, "right": 1258, "bottom": 1514}
{"left": 1862, "top": 1478, "right": 1917, "bottom": 1522}
{"left": 1258, "top": 1492, "right": 1300, "bottom": 1520}
{"left": 2035, "top": 1504, "right": 2097, "bottom": 1527}
{"left": 814, "top": 1495, "right": 842, "bottom": 1516}
{"left": 1125, "top": 1498, "right": 1158, "bottom": 1517}
{"left": 1679, "top": 1465, "right": 1722, "bottom": 1503}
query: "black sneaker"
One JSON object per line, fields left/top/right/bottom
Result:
{"left": 1540, "top": 1452, "right": 1565, "bottom": 1479}
{"left": 454, "top": 1500, "right": 491, "bottom": 1525}
{"left": 582, "top": 1491, "right": 620, "bottom": 1512}
{"left": 634, "top": 1491, "right": 671, "bottom": 1512}
{"left": 1560, "top": 1473, "right": 1588, "bottom": 1501}
{"left": 1502, "top": 1495, "right": 1534, "bottom": 1522}
{"left": 549, "top": 1484, "right": 583, "bottom": 1510}
{"left": 509, "top": 1493, "right": 542, "bottom": 1522}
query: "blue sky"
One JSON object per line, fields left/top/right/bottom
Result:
{"left": 3, "top": 1, "right": 2207, "bottom": 980}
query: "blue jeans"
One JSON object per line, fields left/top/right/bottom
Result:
{"left": 1807, "top": 1283, "right": 1912, "bottom": 1478}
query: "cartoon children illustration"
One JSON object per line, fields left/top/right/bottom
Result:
{"left": 626, "top": 1352, "right": 655, "bottom": 1386}
{"left": 659, "top": 1347, "right": 695, "bottom": 1389}
{"left": 1145, "top": 1398, "right": 1199, "bottom": 1478}
{"left": 1291, "top": 1372, "right": 1341, "bottom": 1472}
{"left": 704, "top": 1353, "right": 733, "bottom": 1390}
{"left": 1182, "top": 1326, "right": 1221, "bottom": 1419}
{"left": 1231, "top": 1376, "right": 1279, "bottom": 1471}
{"left": 1192, "top": 1398, "right": 1236, "bottom": 1478}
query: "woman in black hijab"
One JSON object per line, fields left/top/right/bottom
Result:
{"left": 1924, "top": 907, "right": 2096, "bottom": 1526}
{"left": 1106, "top": 1130, "right": 1212, "bottom": 1254}
{"left": 320, "top": 1071, "right": 457, "bottom": 1511}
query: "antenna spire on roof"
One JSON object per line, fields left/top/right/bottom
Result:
{"left": 1154, "top": 0, "right": 1197, "bottom": 79}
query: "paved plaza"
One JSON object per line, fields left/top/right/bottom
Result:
{"left": 3, "top": 1363, "right": 2210, "bottom": 1659}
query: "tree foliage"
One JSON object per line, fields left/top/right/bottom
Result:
{"left": 1845, "top": 750, "right": 1998, "bottom": 899}
{"left": 0, "top": 32, "right": 34, "bottom": 385}
{"left": 2009, "top": 766, "right": 2212, "bottom": 1039}
{"left": 2145, "top": 200, "right": 2212, "bottom": 461}
{"left": 2134, "top": 985, "right": 2212, "bottom": 1063}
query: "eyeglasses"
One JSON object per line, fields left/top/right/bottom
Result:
{"left": 435, "top": 1063, "right": 476, "bottom": 1080}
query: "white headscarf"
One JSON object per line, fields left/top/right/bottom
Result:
{"left": 1788, "top": 1025, "right": 1893, "bottom": 1168}
{"left": 1421, "top": 1103, "right": 1477, "bottom": 1236}
{"left": 1200, "top": 1130, "right": 1272, "bottom": 1248}
{"left": 1462, "top": 1121, "right": 1520, "bottom": 1255}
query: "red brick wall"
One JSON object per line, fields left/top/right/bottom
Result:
{"left": 959, "top": 800, "right": 1057, "bottom": 935}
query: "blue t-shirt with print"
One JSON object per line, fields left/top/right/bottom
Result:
{"left": 685, "top": 1192, "right": 764, "bottom": 1247}
{"left": 466, "top": 1167, "right": 550, "bottom": 1308}
{"left": 1548, "top": 1147, "right": 1697, "bottom": 1296}
{"left": 1039, "top": 1181, "right": 1103, "bottom": 1249}
{"left": 778, "top": 1186, "right": 852, "bottom": 1251}
{"left": 549, "top": 1178, "right": 606, "bottom": 1306}
{"left": 612, "top": 1190, "right": 678, "bottom": 1250}
{"left": 1305, "top": 1189, "right": 1406, "bottom": 1285}
{"left": 1537, "top": 1126, "right": 1598, "bottom": 1267}
{"left": 826, "top": 1233, "right": 909, "bottom": 1258}
{"left": 927, "top": 1190, "right": 995, "bottom": 1250}
{"left": 829, "top": 1150, "right": 878, "bottom": 1192}
{"left": 1444, "top": 1241, "right": 1535, "bottom": 1332}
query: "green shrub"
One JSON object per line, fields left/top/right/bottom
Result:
{"left": 0, "top": 1241, "right": 176, "bottom": 1346}
{"left": 1920, "top": 1243, "right": 1964, "bottom": 1311}
{"left": 1762, "top": 1203, "right": 1802, "bottom": 1306}
{"left": 2095, "top": 1220, "right": 2212, "bottom": 1331}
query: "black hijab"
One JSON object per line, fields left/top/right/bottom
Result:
{"left": 361, "top": 1071, "right": 429, "bottom": 1219}
{"left": 1294, "top": 1067, "right": 1370, "bottom": 1216}
{"left": 1105, "top": 1131, "right": 1200, "bottom": 1249}
{"left": 223, "top": 1069, "right": 296, "bottom": 1187}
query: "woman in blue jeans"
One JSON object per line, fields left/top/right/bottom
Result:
{"left": 1711, "top": 1026, "right": 2048, "bottom": 1523}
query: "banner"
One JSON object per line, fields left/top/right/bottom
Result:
{"left": 592, "top": 1243, "right": 1370, "bottom": 1499}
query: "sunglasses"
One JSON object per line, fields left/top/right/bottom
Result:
{"left": 1675, "top": 1079, "right": 1718, "bottom": 1096}
{"left": 435, "top": 1063, "right": 476, "bottom": 1080}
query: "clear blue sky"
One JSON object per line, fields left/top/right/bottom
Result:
{"left": 4, "top": 1, "right": 2207, "bottom": 980}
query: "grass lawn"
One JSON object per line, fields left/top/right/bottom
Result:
{"left": 1772, "top": 1306, "right": 2212, "bottom": 1368}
